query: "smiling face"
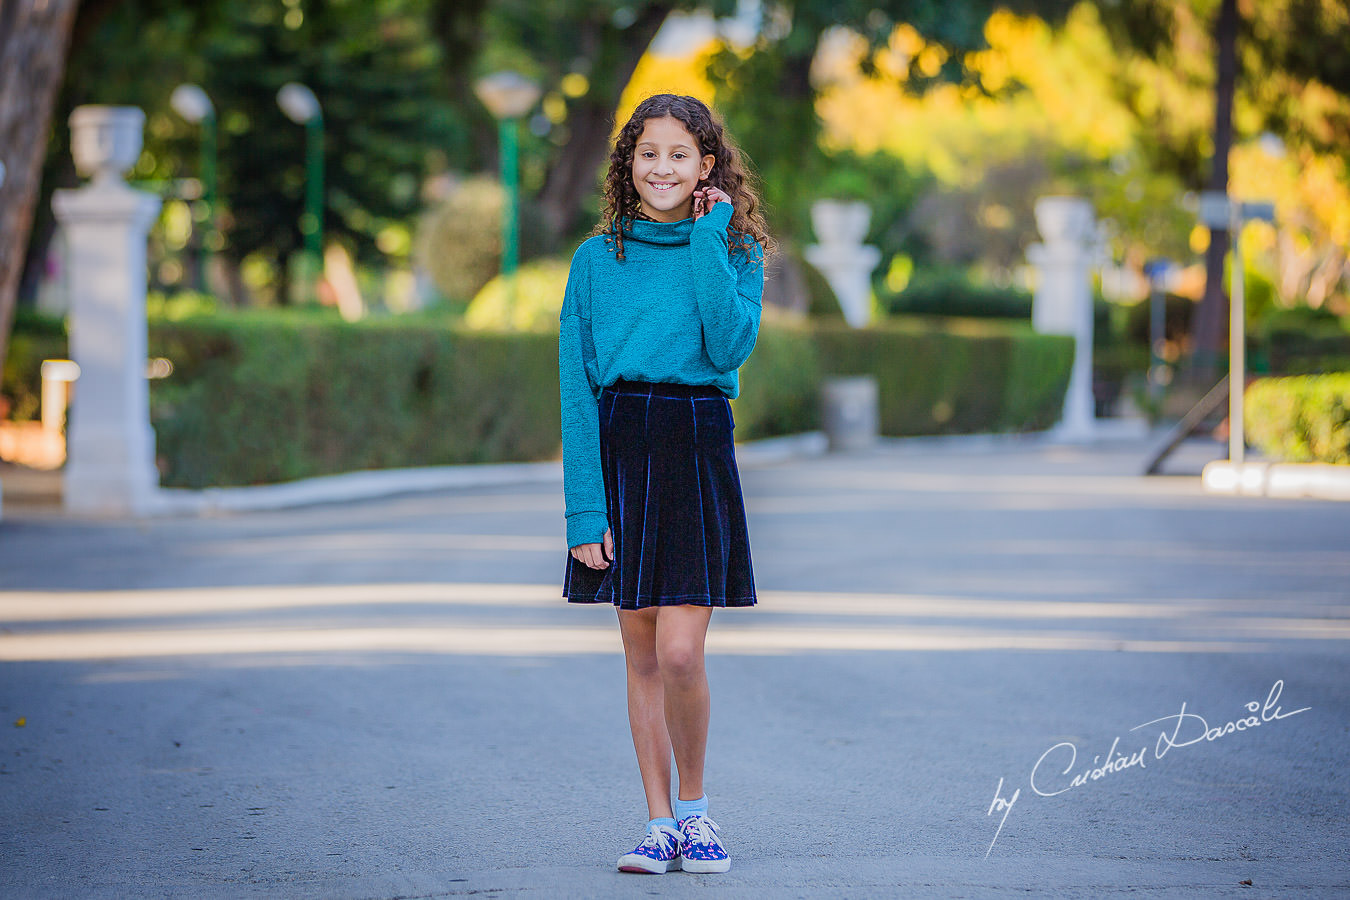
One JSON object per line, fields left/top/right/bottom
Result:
{"left": 631, "top": 115, "right": 715, "bottom": 223}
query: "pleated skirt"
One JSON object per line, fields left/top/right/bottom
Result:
{"left": 563, "top": 378, "right": 757, "bottom": 610}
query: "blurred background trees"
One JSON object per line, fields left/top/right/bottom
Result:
{"left": 2, "top": 0, "right": 1348, "bottom": 402}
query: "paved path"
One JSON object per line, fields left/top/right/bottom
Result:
{"left": 1, "top": 436, "right": 1347, "bottom": 898}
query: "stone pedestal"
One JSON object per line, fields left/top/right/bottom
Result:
{"left": 820, "top": 376, "right": 879, "bottom": 452}
{"left": 52, "top": 106, "right": 162, "bottom": 516}
{"left": 805, "top": 200, "right": 882, "bottom": 328}
{"left": 1028, "top": 196, "right": 1097, "bottom": 442}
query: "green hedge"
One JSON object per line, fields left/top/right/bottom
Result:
{"left": 1245, "top": 373, "right": 1350, "bottom": 465}
{"left": 731, "top": 324, "right": 821, "bottom": 438}
{"left": 810, "top": 318, "right": 1074, "bottom": 434}
{"left": 4, "top": 311, "right": 1073, "bottom": 487}
{"left": 1257, "top": 306, "right": 1350, "bottom": 374}
{"left": 147, "top": 314, "right": 562, "bottom": 487}
{"left": 880, "top": 270, "right": 1033, "bottom": 319}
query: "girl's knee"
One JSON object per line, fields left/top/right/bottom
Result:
{"left": 657, "top": 642, "right": 705, "bottom": 682}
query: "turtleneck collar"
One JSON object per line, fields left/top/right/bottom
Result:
{"left": 621, "top": 214, "right": 694, "bottom": 246}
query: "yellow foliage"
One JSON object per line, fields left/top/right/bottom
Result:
{"left": 616, "top": 40, "right": 720, "bottom": 137}
{"left": 1230, "top": 142, "right": 1350, "bottom": 250}
{"left": 891, "top": 23, "right": 924, "bottom": 59}
{"left": 543, "top": 92, "right": 567, "bottom": 124}
{"left": 561, "top": 72, "right": 589, "bottom": 98}
{"left": 1189, "top": 225, "right": 1210, "bottom": 254}
{"left": 818, "top": 3, "right": 1138, "bottom": 184}
{"left": 915, "top": 44, "right": 946, "bottom": 77}
{"left": 464, "top": 258, "right": 571, "bottom": 332}
{"left": 376, "top": 223, "right": 411, "bottom": 257}
{"left": 619, "top": 1, "right": 1350, "bottom": 304}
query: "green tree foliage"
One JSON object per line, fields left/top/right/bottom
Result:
{"left": 479, "top": 0, "right": 731, "bottom": 245}
{"left": 1094, "top": 0, "right": 1350, "bottom": 375}
{"left": 202, "top": 0, "right": 466, "bottom": 291}
{"left": 703, "top": 0, "right": 1076, "bottom": 237}
{"left": 41, "top": 0, "right": 468, "bottom": 303}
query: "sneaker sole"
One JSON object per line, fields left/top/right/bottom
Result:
{"left": 681, "top": 857, "right": 730, "bottom": 874}
{"left": 618, "top": 855, "right": 682, "bottom": 874}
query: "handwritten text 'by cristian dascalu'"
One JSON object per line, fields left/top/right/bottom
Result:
{"left": 984, "top": 679, "right": 1310, "bottom": 858}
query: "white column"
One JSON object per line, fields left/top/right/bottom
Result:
{"left": 52, "top": 106, "right": 162, "bottom": 516}
{"left": 1028, "top": 196, "right": 1097, "bottom": 442}
{"left": 804, "top": 199, "right": 882, "bottom": 328}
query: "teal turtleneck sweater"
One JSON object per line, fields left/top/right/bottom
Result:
{"left": 558, "top": 200, "right": 765, "bottom": 549}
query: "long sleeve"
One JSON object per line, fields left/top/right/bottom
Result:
{"left": 689, "top": 200, "right": 764, "bottom": 372}
{"left": 558, "top": 249, "right": 609, "bottom": 549}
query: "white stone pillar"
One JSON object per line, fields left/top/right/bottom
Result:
{"left": 1028, "top": 196, "right": 1097, "bottom": 442}
{"left": 804, "top": 199, "right": 882, "bottom": 328}
{"left": 52, "top": 106, "right": 162, "bottom": 516}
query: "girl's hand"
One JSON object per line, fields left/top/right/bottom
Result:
{"left": 571, "top": 528, "right": 614, "bottom": 569}
{"left": 692, "top": 185, "right": 732, "bottom": 221}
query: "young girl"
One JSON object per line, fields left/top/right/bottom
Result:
{"left": 559, "top": 94, "right": 771, "bottom": 875}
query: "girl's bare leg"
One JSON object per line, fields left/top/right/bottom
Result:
{"left": 617, "top": 606, "right": 674, "bottom": 819}
{"left": 654, "top": 604, "right": 714, "bottom": 801}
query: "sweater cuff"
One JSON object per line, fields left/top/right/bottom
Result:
{"left": 694, "top": 200, "right": 733, "bottom": 231}
{"left": 566, "top": 511, "right": 610, "bottom": 549}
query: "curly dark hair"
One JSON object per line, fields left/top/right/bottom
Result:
{"left": 595, "top": 94, "right": 773, "bottom": 262}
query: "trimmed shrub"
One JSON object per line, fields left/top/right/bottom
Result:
{"left": 149, "top": 315, "right": 561, "bottom": 487}
{"left": 464, "top": 257, "right": 571, "bottom": 332}
{"left": 733, "top": 323, "right": 821, "bottom": 438}
{"left": 881, "top": 270, "right": 1033, "bottom": 319}
{"left": 810, "top": 317, "right": 1073, "bottom": 435}
{"left": 1245, "top": 373, "right": 1350, "bottom": 465}
{"left": 7, "top": 309, "right": 1072, "bottom": 486}
{"left": 414, "top": 176, "right": 505, "bottom": 304}
{"left": 1254, "top": 305, "right": 1350, "bottom": 374}
{"left": 1005, "top": 326, "right": 1080, "bottom": 430}
{"left": 1274, "top": 355, "right": 1350, "bottom": 376}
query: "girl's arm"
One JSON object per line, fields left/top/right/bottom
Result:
{"left": 558, "top": 251, "right": 610, "bottom": 549}
{"left": 689, "top": 199, "right": 764, "bottom": 372}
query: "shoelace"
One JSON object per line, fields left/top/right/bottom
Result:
{"left": 641, "top": 826, "right": 678, "bottom": 855}
{"left": 681, "top": 815, "right": 720, "bottom": 845}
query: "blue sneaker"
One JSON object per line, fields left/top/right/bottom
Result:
{"left": 617, "top": 823, "right": 683, "bottom": 874}
{"left": 678, "top": 814, "right": 730, "bottom": 873}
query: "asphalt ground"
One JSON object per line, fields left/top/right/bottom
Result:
{"left": 1, "top": 435, "right": 1347, "bottom": 898}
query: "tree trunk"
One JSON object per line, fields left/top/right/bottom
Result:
{"left": 0, "top": 0, "right": 82, "bottom": 376}
{"left": 534, "top": 3, "right": 671, "bottom": 245}
{"left": 537, "top": 97, "right": 625, "bottom": 241}
{"left": 1188, "top": 0, "right": 1238, "bottom": 384}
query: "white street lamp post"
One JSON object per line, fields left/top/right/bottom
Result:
{"left": 474, "top": 71, "right": 541, "bottom": 301}
{"left": 1198, "top": 191, "right": 1276, "bottom": 466}
{"left": 277, "top": 82, "right": 324, "bottom": 301}
{"left": 170, "top": 84, "right": 217, "bottom": 292}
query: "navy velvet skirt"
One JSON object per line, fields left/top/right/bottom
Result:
{"left": 563, "top": 378, "right": 757, "bottom": 610}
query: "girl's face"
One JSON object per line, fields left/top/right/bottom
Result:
{"left": 630, "top": 115, "right": 715, "bottom": 223}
